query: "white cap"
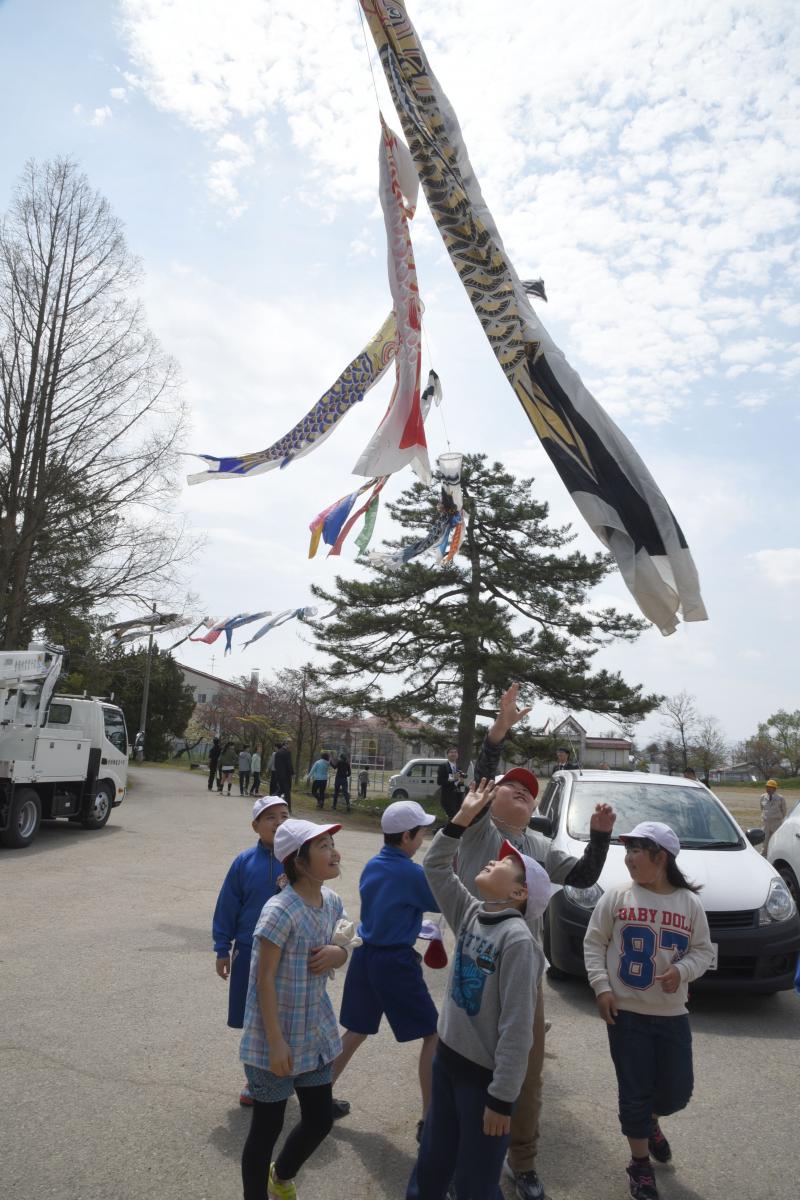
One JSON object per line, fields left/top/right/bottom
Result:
{"left": 252, "top": 796, "right": 289, "bottom": 821}
{"left": 499, "top": 841, "right": 552, "bottom": 919}
{"left": 381, "top": 800, "right": 436, "bottom": 835}
{"left": 274, "top": 818, "right": 341, "bottom": 864}
{"left": 620, "top": 821, "right": 680, "bottom": 857}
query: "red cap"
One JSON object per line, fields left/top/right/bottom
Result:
{"left": 496, "top": 766, "right": 539, "bottom": 801}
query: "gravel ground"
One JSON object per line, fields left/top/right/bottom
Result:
{"left": 1, "top": 766, "right": 796, "bottom": 1200}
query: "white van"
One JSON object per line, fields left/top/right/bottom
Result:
{"left": 536, "top": 769, "right": 800, "bottom": 994}
{"left": 387, "top": 758, "right": 449, "bottom": 801}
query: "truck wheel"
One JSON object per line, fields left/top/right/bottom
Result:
{"left": 0, "top": 788, "right": 42, "bottom": 849}
{"left": 391, "top": 789, "right": 409, "bottom": 800}
{"left": 82, "top": 781, "right": 114, "bottom": 830}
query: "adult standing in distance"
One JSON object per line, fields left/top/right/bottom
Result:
{"left": 273, "top": 741, "right": 294, "bottom": 811}
{"left": 207, "top": 736, "right": 221, "bottom": 792}
{"left": 555, "top": 745, "right": 579, "bottom": 770}
{"left": 760, "top": 779, "right": 787, "bottom": 854}
{"left": 452, "top": 683, "right": 616, "bottom": 1200}
{"left": 436, "top": 747, "right": 464, "bottom": 816}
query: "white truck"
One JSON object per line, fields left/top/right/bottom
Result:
{"left": 0, "top": 644, "right": 129, "bottom": 850}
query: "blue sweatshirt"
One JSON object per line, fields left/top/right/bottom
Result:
{"left": 212, "top": 840, "right": 282, "bottom": 956}
{"left": 357, "top": 844, "right": 439, "bottom": 946}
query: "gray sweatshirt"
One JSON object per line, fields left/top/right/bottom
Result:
{"left": 424, "top": 827, "right": 544, "bottom": 1114}
{"left": 454, "top": 737, "right": 611, "bottom": 941}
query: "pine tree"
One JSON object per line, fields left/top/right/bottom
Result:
{"left": 309, "top": 455, "right": 660, "bottom": 766}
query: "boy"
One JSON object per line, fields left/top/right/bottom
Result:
{"left": 453, "top": 683, "right": 616, "bottom": 1200}
{"left": 410, "top": 779, "right": 549, "bottom": 1200}
{"left": 358, "top": 767, "right": 369, "bottom": 801}
{"left": 332, "top": 800, "right": 440, "bottom": 1137}
{"left": 307, "top": 752, "right": 331, "bottom": 808}
{"left": 213, "top": 795, "right": 289, "bottom": 1105}
{"left": 249, "top": 748, "right": 262, "bottom": 796}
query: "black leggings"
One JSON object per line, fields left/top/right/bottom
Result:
{"left": 241, "top": 1083, "right": 333, "bottom": 1199}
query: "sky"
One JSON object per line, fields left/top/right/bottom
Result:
{"left": 1, "top": 0, "right": 798, "bottom": 750}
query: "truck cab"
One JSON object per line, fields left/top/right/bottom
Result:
{"left": 0, "top": 645, "right": 129, "bottom": 849}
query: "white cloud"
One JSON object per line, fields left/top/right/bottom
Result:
{"left": 749, "top": 548, "right": 800, "bottom": 586}
{"left": 737, "top": 393, "right": 768, "bottom": 409}
{"left": 89, "top": 105, "right": 112, "bottom": 127}
{"left": 110, "top": 86, "right": 127, "bottom": 101}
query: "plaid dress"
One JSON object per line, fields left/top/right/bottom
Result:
{"left": 239, "top": 885, "right": 344, "bottom": 1074}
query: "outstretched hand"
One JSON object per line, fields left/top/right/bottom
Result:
{"left": 589, "top": 803, "right": 616, "bottom": 834}
{"left": 496, "top": 683, "right": 533, "bottom": 736}
{"left": 451, "top": 777, "right": 496, "bottom": 828}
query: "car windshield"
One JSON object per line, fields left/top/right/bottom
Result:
{"left": 566, "top": 780, "right": 743, "bottom": 847}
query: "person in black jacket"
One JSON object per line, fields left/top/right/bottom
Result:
{"left": 333, "top": 753, "right": 352, "bottom": 813}
{"left": 207, "top": 737, "right": 221, "bottom": 791}
{"left": 437, "top": 747, "right": 465, "bottom": 819}
{"left": 272, "top": 741, "right": 294, "bottom": 810}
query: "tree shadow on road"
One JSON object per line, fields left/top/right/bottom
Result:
{"left": 0, "top": 820, "right": 123, "bottom": 858}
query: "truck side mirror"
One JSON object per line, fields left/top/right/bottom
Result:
{"left": 746, "top": 827, "right": 765, "bottom": 846}
{"left": 529, "top": 815, "right": 553, "bottom": 837}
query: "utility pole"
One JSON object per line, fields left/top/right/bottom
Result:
{"left": 137, "top": 601, "right": 157, "bottom": 759}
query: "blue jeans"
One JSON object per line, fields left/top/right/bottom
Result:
{"left": 606, "top": 1009, "right": 693, "bottom": 1139}
{"left": 407, "top": 1052, "right": 506, "bottom": 1200}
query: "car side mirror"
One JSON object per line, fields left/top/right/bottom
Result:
{"left": 529, "top": 815, "right": 553, "bottom": 837}
{"left": 746, "top": 827, "right": 765, "bottom": 846}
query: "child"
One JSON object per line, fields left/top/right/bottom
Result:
{"left": 358, "top": 767, "right": 369, "bottom": 801}
{"left": 332, "top": 799, "right": 440, "bottom": 1138}
{"left": 583, "top": 821, "right": 715, "bottom": 1200}
{"left": 306, "top": 752, "right": 331, "bottom": 808}
{"left": 218, "top": 742, "right": 237, "bottom": 794}
{"left": 239, "top": 818, "right": 349, "bottom": 1200}
{"left": 410, "top": 779, "right": 549, "bottom": 1200}
{"left": 213, "top": 796, "right": 290, "bottom": 1105}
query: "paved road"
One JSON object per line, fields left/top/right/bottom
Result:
{"left": 2, "top": 767, "right": 796, "bottom": 1200}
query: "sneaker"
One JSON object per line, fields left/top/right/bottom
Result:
{"left": 648, "top": 1121, "right": 672, "bottom": 1164}
{"left": 506, "top": 1166, "right": 545, "bottom": 1200}
{"left": 332, "top": 1097, "right": 350, "bottom": 1120}
{"left": 416, "top": 1118, "right": 424, "bottom": 1144}
{"left": 268, "top": 1163, "right": 296, "bottom": 1200}
{"left": 544, "top": 1020, "right": 552, "bottom": 1033}
{"left": 239, "top": 1089, "right": 253, "bottom": 1107}
{"left": 626, "top": 1159, "right": 658, "bottom": 1200}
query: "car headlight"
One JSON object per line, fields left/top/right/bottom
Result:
{"left": 564, "top": 883, "right": 604, "bottom": 910}
{"left": 758, "top": 878, "right": 796, "bottom": 925}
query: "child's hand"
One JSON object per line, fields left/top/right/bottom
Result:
{"left": 483, "top": 1107, "right": 511, "bottom": 1137}
{"left": 655, "top": 965, "right": 681, "bottom": 993}
{"left": 596, "top": 991, "right": 619, "bottom": 1025}
{"left": 497, "top": 682, "right": 533, "bottom": 735}
{"left": 589, "top": 804, "right": 616, "bottom": 834}
{"left": 308, "top": 945, "right": 348, "bottom": 974}
{"left": 451, "top": 777, "right": 496, "bottom": 828}
{"left": 269, "top": 1038, "right": 293, "bottom": 1077}
{"left": 215, "top": 955, "right": 231, "bottom": 980}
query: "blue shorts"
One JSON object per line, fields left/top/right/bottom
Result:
{"left": 226, "top": 941, "right": 251, "bottom": 1029}
{"left": 339, "top": 944, "right": 438, "bottom": 1043}
{"left": 244, "top": 1060, "right": 332, "bottom": 1103}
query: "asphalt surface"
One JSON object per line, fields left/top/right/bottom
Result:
{"left": 2, "top": 766, "right": 796, "bottom": 1200}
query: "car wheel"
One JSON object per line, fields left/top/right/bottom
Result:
{"left": 0, "top": 787, "right": 42, "bottom": 849}
{"left": 82, "top": 781, "right": 114, "bottom": 830}
{"left": 778, "top": 863, "right": 800, "bottom": 907}
{"left": 391, "top": 789, "right": 409, "bottom": 800}
{"left": 543, "top": 915, "right": 570, "bottom": 980}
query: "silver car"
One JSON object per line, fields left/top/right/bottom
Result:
{"left": 387, "top": 758, "right": 448, "bottom": 801}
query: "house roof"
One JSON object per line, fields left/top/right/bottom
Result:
{"left": 176, "top": 662, "right": 249, "bottom": 694}
{"left": 585, "top": 737, "right": 632, "bottom": 749}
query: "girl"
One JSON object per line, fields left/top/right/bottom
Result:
{"left": 583, "top": 821, "right": 715, "bottom": 1200}
{"left": 239, "top": 818, "right": 348, "bottom": 1200}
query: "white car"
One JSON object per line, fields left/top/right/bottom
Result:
{"left": 536, "top": 770, "right": 800, "bottom": 994}
{"left": 767, "top": 799, "right": 800, "bottom": 907}
{"left": 388, "top": 758, "right": 448, "bottom": 802}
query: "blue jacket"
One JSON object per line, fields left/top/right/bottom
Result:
{"left": 358, "top": 844, "right": 439, "bottom": 946}
{"left": 308, "top": 758, "right": 331, "bottom": 781}
{"left": 212, "top": 841, "right": 282, "bottom": 956}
